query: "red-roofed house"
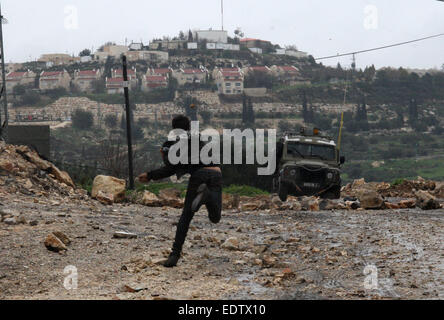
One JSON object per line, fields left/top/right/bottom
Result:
{"left": 212, "top": 67, "right": 240, "bottom": 79}
{"left": 73, "top": 69, "right": 102, "bottom": 93}
{"left": 242, "top": 66, "right": 271, "bottom": 75}
{"left": 146, "top": 67, "right": 173, "bottom": 78}
{"left": 172, "top": 68, "right": 207, "bottom": 86}
{"left": 215, "top": 69, "right": 244, "bottom": 95}
{"left": 141, "top": 75, "right": 168, "bottom": 92}
{"left": 6, "top": 70, "right": 36, "bottom": 94}
{"left": 111, "top": 67, "right": 137, "bottom": 89}
{"left": 39, "top": 70, "right": 71, "bottom": 91}
{"left": 105, "top": 77, "right": 126, "bottom": 94}
{"left": 270, "top": 65, "right": 300, "bottom": 83}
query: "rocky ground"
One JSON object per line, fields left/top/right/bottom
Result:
{"left": 1, "top": 141, "right": 443, "bottom": 300}
{"left": 1, "top": 193, "right": 443, "bottom": 300}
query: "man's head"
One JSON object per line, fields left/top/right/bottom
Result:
{"left": 172, "top": 115, "right": 191, "bottom": 131}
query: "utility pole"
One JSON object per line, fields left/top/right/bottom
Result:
{"left": 122, "top": 55, "right": 134, "bottom": 190}
{"left": 0, "top": 4, "right": 8, "bottom": 141}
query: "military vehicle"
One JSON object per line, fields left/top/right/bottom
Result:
{"left": 273, "top": 128, "right": 345, "bottom": 201}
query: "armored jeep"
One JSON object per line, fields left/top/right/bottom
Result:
{"left": 274, "top": 128, "right": 345, "bottom": 201}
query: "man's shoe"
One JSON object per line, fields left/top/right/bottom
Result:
{"left": 191, "top": 184, "right": 209, "bottom": 213}
{"left": 163, "top": 253, "right": 180, "bottom": 268}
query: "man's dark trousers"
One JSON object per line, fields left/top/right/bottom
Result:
{"left": 171, "top": 168, "right": 222, "bottom": 255}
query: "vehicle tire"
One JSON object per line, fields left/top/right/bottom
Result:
{"left": 272, "top": 177, "right": 279, "bottom": 194}
{"left": 278, "top": 183, "right": 288, "bottom": 202}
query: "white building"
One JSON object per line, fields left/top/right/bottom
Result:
{"left": 215, "top": 68, "right": 244, "bottom": 95}
{"left": 187, "top": 42, "right": 198, "bottom": 50}
{"left": 285, "top": 50, "right": 308, "bottom": 58}
{"left": 249, "top": 48, "right": 263, "bottom": 54}
{"left": 195, "top": 30, "right": 228, "bottom": 43}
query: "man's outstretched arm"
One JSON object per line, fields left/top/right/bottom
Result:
{"left": 138, "top": 165, "right": 176, "bottom": 183}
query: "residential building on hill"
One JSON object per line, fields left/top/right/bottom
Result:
{"left": 141, "top": 75, "right": 168, "bottom": 92}
{"left": 149, "top": 39, "right": 187, "bottom": 50}
{"left": 111, "top": 67, "right": 137, "bottom": 89}
{"left": 6, "top": 70, "right": 36, "bottom": 94}
{"left": 105, "top": 77, "right": 126, "bottom": 94}
{"left": 38, "top": 54, "right": 80, "bottom": 66}
{"left": 146, "top": 68, "right": 173, "bottom": 78}
{"left": 172, "top": 68, "right": 207, "bottom": 86}
{"left": 73, "top": 69, "right": 102, "bottom": 93}
{"left": 126, "top": 50, "right": 168, "bottom": 63}
{"left": 39, "top": 70, "right": 71, "bottom": 91}
{"left": 270, "top": 65, "right": 300, "bottom": 83}
{"left": 215, "top": 69, "right": 244, "bottom": 95}
{"left": 194, "top": 30, "right": 228, "bottom": 43}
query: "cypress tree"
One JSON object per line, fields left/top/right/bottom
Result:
{"left": 242, "top": 94, "right": 248, "bottom": 124}
{"left": 247, "top": 97, "right": 255, "bottom": 124}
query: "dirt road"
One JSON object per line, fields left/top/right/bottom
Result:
{"left": 0, "top": 194, "right": 443, "bottom": 300}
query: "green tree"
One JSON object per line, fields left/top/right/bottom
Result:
{"left": 242, "top": 94, "right": 248, "bottom": 124}
{"left": 247, "top": 98, "right": 255, "bottom": 124}
{"left": 79, "top": 49, "right": 91, "bottom": 57}
{"left": 200, "top": 110, "right": 212, "bottom": 125}
{"left": 91, "top": 79, "right": 105, "bottom": 94}
{"left": 12, "top": 84, "right": 26, "bottom": 97}
{"left": 21, "top": 91, "right": 41, "bottom": 105}
{"left": 104, "top": 114, "right": 118, "bottom": 129}
{"left": 72, "top": 109, "right": 94, "bottom": 130}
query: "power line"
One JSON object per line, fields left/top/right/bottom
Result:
{"left": 315, "top": 32, "right": 444, "bottom": 61}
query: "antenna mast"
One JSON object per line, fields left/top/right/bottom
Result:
{"left": 221, "top": 0, "right": 224, "bottom": 31}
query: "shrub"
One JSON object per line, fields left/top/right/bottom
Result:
{"left": 223, "top": 185, "right": 269, "bottom": 197}
{"left": 71, "top": 108, "right": 94, "bottom": 130}
{"left": 104, "top": 114, "right": 118, "bottom": 129}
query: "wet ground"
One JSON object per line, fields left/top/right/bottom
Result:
{"left": 0, "top": 194, "right": 443, "bottom": 300}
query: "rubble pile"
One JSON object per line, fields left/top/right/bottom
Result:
{"left": 0, "top": 141, "right": 86, "bottom": 200}
{"left": 131, "top": 177, "right": 442, "bottom": 212}
{"left": 341, "top": 177, "right": 443, "bottom": 211}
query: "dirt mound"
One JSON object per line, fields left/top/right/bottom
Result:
{"left": 0, "top": 141, "right": 86, "bottom": 200}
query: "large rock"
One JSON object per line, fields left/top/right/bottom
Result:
{"left": 15, "top": 146, "right": 75, "bottom": 188}
{"left": 434, "top": 182, "right": 444, "bottom": 199}
{"left": 92, "top": 175, "right": 126, "bottom": 203}
{"left": 158, "top": 188, "right": 184, "bottom": 208}
{"left": 141, "top": 191, "right": 161, "bottom": 207}
{"left": 415, "top": 190, "right": 440, "bottom": 210}
{"left": 300, "top": 196, "right": 320, "bottom": 211}
{"left": 0, "top": 159, "right": 15, "bottom": 173}
{"left": 352, "top": 178, "right": 366, "bottom": 189}
{"left": 52, "top": 231, "right": 71, "bottom": 245}
{"left": 398, "top": 199, "right": 416, "bottom": 209}
{"left": 356, "top": 190, "right": 384, "bottom": 209}
{"left": 222, "top": 193, "right": 240, "bottom": 210}
{"left": 239, "top": 195, "right": 272, "bottom": 212}
{"left": 96, "top": 190, "right": 114, "bottom": 205}
{"left": 44, "top": 233, "right": 68, "bottom": 252}
{"left": 319, "top": 199, "right": 345, "bottom": 210}
{"left": 221, "top": 237, "right": 239, "bottom": 250}
{"left": 49, "top": 164, "right": 75, "bottom": 188}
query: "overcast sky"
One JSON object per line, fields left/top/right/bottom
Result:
{"left": 2, "top": 0, "right": 444, "bottom": 70}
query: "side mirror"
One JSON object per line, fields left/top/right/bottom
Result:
{"left": 340, "top": 156, "right": 345, "bottom": 165}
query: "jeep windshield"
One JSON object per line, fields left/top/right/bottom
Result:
{"left": 287, "top": 142, "right": 336, "bottom": 160}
